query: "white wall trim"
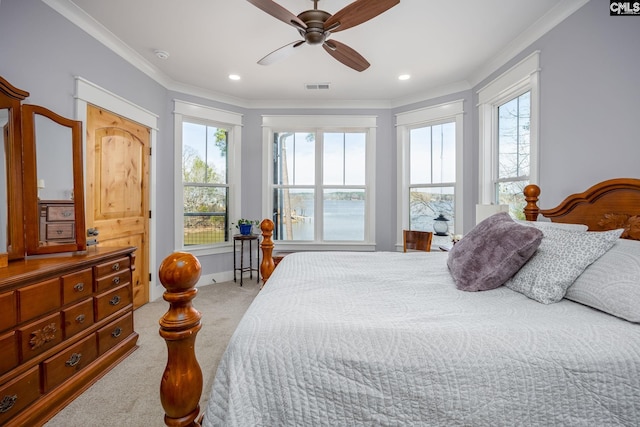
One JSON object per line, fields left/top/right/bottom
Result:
{"left": 261, "top": 114, "right": 377, "bottom": 248}
{"left": 45, "top": 0, "right": 587, "bottom": 109}
{"left": 74, "top": 77, "right": 160, "bottom": 301}
{"left": 395, "top": 100, "right": 465, "bottom": 246}
{"left": 173, "top": 99, "right": 242, "bottom": 255}
{"left": 261, "top": 115, "right": 377, "bottom": 129}
{"left": 396, "top": 100, "right": 465, "bottom": 126}
{"left": 477, "top": 51, "right": 540, "bottom": 204}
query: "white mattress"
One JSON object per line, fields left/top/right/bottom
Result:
{"left": 204, "top": 251, "right": 640, "bottom": 426}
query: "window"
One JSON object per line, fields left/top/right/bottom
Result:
{"left": 496, "top": 91, "right": 530, "bottom": 217}
{"left": 397, "top": 100, "right": 464, "bottom": 248}
{"left": 478, "top": 51, "right": 540, "bottom": 219}
{"left": 182, "top": 122, "right": 228, "bottom": 245}
{"left": 174, "top": 101, "right": 242, "bottom": 254}
{"left": 263, "top": 115, "right": 376, "bottom": 250}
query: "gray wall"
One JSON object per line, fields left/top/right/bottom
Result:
{"left": 1, "top": 0, "right": 639, "bottom": 278}
{"left": 473, "top": 0, "right": 640, "bottom": 207}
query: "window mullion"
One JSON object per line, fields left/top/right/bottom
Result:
{"left": 316, "top": 130, "right": 323, "bottom": 242}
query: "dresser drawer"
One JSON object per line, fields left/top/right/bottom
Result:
{"left": 0, "top": 291, "right": 16, "bottom": 332}
{"left": 19, "top": 312, "right": 63, "bottom": 363}
{"left": 95, "top": 270, "right": 131, "bottom": 293}
{"left": 0, "top": 366, "right": 41, "bottom": 425}
{"left": 94, "top": 283, "right": 132, "bottom": 322}
{"left": 0, "top": 331, "right": 19, "bottom": 376}
{"left": 63, "top": 299, "right": 95, "bottom": 339}
{"left": 46, "top": 204, "right": 75, "bottom": 221}
{"left": 42, "top": 334, "right": 98, "bottom": 393}
{"left": 97, "top": 311, "right": 133, "bottom": 355}
{"left": 61, "top": 268, "right": 93, "bottom": 305}
{"left": 17, "top": 278, "right": 61, "bottom": 322}
{"left": 94, "top": 257, "right": 131, "bottom": 279}
{"left": 45, "top": 222, "right": 75, "bottom": 240}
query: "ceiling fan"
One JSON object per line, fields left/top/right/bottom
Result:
{"left": 247, "top": 0, "right": 400, "bottom": 72}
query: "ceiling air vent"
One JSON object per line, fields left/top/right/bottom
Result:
{"left": 305, "top": 82, "right": 331, "bottom": 90}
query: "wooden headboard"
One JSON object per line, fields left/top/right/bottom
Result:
{"left": 524, "top": 178, "right": 640, "bottom": 240}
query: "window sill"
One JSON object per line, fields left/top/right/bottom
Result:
{"left": 273, "top": 242, "right": 376, "bottom": 252}
{"left": 181, "top": 243, "right": 233, "bottom": 257}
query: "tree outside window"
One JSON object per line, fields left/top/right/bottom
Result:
{"left": 496, "top": 91, "right": 530, "bottom": 219}
{"left": 182, "top": 122, "right": 228, "bottom": 246}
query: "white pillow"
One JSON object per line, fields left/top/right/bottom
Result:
{"left": 515, "top": 219, "right": 588, "bottom": 232}
{"left": 505, "top": 228, "right": 623, "bottom": 304}
{"left": 565, "top": 238, "right": 640, "bottom": 322}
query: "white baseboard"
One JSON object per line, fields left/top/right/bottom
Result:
{"left": 196, "top": 270, "right": 235, "bottom": 288}
{"left": 150, "top": 269, "right": 240, "bottom": 301}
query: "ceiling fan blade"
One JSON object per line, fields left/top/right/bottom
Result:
{"left": 247, "top": 0, "right": 307, "bottom": 30}
{"left": 324, "top": 0, "right": 399, "bottom": 33}
{"left": 322, "top": 40, "right": 370, "bottom": 72}
{"left": 258, "top": 40, "right": 305, "bottom": 66}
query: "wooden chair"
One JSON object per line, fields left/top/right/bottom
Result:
{"left": 403, "top": 230, "right": 433, "bottom": 252}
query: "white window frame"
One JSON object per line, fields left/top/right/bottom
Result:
{"left": 396, "top": 100, "right": 465, "bottom": 250}
{"left": 477, "top": 50, "right": 540, "bottom": 204}
{"left": 261, "top": 115, "right": 377, "bottom": 251}
{"left": 173, "top": 100, "right": 242, "bottom": 255}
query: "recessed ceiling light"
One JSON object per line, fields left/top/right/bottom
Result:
{"left": 228, "top": 74, "right": 241, "bottom": 81}
{"left": 398, "top": 74, "right": 411, "bottom": 81}
{"left": 154, "top": 49, "right": 169, "bottom": 60}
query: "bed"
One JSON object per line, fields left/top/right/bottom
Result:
{"left": 158, "top": 178, "right": 640, "bottom": 426}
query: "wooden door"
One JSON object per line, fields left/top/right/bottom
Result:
{"left": 86, "top": 105, "right": 150, "bottom": 308}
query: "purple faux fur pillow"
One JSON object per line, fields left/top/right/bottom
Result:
{"left": 447, "top": 212, "right": 543, "bottom": 292}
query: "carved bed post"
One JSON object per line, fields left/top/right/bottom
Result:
{"left": 260, "top": 219, "right": 275, "bottom": 284}
{"left": 523, "top": 184, "right": 541, "bottom": 221}
{"left": 158, "top": 252, "right": 203, "bottom": 427}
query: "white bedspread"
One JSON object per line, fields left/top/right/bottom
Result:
{"left": 204, "top": 251, "right": 640, "bottom": 426}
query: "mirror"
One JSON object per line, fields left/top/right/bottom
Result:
{"left": 1, "top": 110, "right": 8, "bottom": 253}
{"left": 23, "top": 104, "right": 86, "bottom": 255}
{"left": 0, "top": 76, "right": 27, "bottom": 262}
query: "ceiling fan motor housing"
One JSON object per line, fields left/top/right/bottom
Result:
{"left": 297, "top": 10, "right": 331, "bottom": 45}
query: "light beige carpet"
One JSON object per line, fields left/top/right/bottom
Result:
{"left": 45, "top": 279, "right": 261, "bottom": 427}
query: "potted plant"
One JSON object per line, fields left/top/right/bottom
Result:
{"left": 234, "top": 219, "right": 259, "bottom": 235}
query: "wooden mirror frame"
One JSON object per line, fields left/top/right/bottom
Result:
{"left": 0, "top": 76, "right": 27, "bottom": 262}
{"left": 22, "top": 104, "right": 86, "bottom": 255}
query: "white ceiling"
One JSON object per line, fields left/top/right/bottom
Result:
{"left": 47, "top": 0, "right": 587, "bottom": 108}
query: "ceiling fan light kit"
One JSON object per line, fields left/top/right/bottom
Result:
{"left": 248, "top": 0, "right": 400, "bottom": 72}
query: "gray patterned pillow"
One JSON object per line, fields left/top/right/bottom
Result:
{"left": 505, "top": 228, "right": 623, "bottom": 304}
{"left": 565, "top": 238, "right": 640, "bottom": 322}
{"left": 515, "top": 219, "right": 588, "bottom": 232}
{"left": 447, "top": 212, "right": 543, "bottom": 292}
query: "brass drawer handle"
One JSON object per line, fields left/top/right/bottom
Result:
{"left": 112, "top": 262, "right": 120, "bottom": 271}
{"left": 75, "top": 314, "right": 85, "bottom": 324}
{"left": 0, "top": 394, "right": 17, "bottom": 413}
{"left": 56, "top": 229, "right": 63, "bottom": 235}
{"left": 111, "top": 327, "right": 122, "bottom": 338}
{"left": 62, "top": 210, "right": 73, "bottom": 217}
{"left": 74, "top": 282, "right": 85, "bottom": 292}
{"left": 112, "top": 276, "right": 120, "bottom": 285}
{"left": 65, "top": 352, "right": 82, "bottom": 367}
{"left": 109, "top": 295, "right": 121, "bottom": 306}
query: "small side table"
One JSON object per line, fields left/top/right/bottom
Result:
{"left": 233, "top": 234, "right": 260, "bottom": 286}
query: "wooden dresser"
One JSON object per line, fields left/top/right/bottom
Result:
{"left": 0, "top": 247, "right": 138, "bottom": 426}
{"left": 39, "top": 200, "right": 76, "bottom": 244}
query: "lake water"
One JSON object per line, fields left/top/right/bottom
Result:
{"left": 275, "top": 199, "right": 454, "bottom": 243}
{"left": 276, "top": 199, "right": 364, "bottom": 241}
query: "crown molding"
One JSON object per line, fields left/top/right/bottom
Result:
{"left": 44, "top": 0, "right": 590, "bottom": 110}
{"left": 468, "top": 0, "right": 590, "bottom": 88}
